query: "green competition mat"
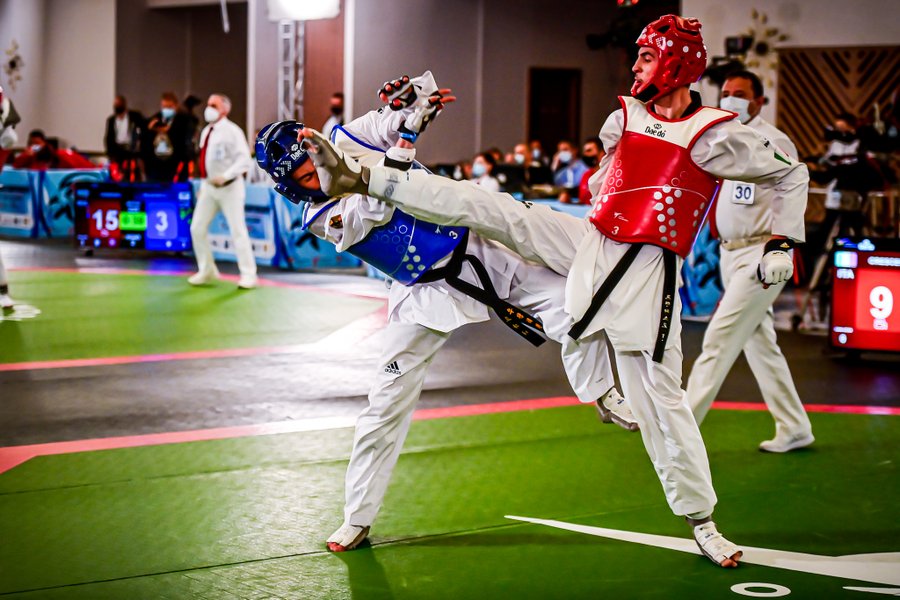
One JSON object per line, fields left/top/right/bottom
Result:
{"left": 0, "top": 271, "right": 383, "bottom": 364}
{"left": 1, "top": 406, "right": 896, "bottom": 598}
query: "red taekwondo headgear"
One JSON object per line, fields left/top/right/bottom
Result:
{"left": 631, "top": 15, "right": 707, "bottom": 104}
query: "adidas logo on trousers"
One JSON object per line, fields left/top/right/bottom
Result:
{"left": 384, "top": 361, "right": 402, "bottom": 375}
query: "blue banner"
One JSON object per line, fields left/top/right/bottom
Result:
{"left": 0, "top": 169, "right": 37, "bottom": 237}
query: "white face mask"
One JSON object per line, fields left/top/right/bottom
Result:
{"left": 513, "top": 153, "right": 526, "bottom": 165}
{"left": 471, "top": 162, "right": 487, "bottom": 178}
{"left": 557, "top": 150, "right": 572, "bottom": 164}
{"left": 720, "top": 96, "right": 752, "bottom": 124}
{"left": 204, "top": 106, "right": 221, "bottom": 123}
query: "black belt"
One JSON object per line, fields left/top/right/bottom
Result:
{"left": 568, "top": 243, "right": 677, "bottom": 363}
{"left": 418, "top": 231, "right": 546, "bottom": 347}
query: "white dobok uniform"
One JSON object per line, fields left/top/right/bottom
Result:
{"left": 360, "top": 98, "right": 809, "bottom": 518}
{"left": 191, "top": 117, "right": 257, "bottom": 279}
{"left": 686, "top": 116, "right": 811, "bottom": 438}
{"left": 320, "top": 106, "right": 616, "bottom": 527}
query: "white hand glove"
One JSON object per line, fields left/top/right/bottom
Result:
{"left": 378, "top": 71, "right": 439, "bottom": 110}
{"left": 300, "top": 127, "right": 370, "bottom": 198}
{"left": 0, "top": 126, "right": 17, "bottom": 150}
{"left": 757, "top": 239, "right": 795, "bottom": 286}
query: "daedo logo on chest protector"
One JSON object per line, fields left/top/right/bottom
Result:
{"left": 645, "top": 123, "right": 666, "bottom": 138}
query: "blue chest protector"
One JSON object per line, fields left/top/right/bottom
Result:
{"left": 349, "top": 209, "right": 466, "bottom": 285}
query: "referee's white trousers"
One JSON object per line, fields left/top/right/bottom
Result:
{"left": 190, "top": 181, "right": 257, "bottom": 278}
{"left": 686, "top": 243, "right": 811, "bottom": 438}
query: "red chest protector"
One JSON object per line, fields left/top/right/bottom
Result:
{"left": 589, "top": 96, "right": 736, "bottom": 258}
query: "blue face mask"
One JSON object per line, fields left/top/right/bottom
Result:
{"left": 161, "top": 107, "right": 175, "bottom": 119}
{"left": 471, "top": 162, "right": 487, "bottom": 178}
{"left": 557, "top": 150, "right": 572, "bottom": 164}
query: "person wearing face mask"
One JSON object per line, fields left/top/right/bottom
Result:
{"left": 684, "top": 70, "right": 813, "bottom": 454}
{"left": 552, "top": 139, "right": 589, "bottom": 190}
{"left": 471, "top": 151, "right": 500, "bottom": 192}
{"left": 143, "top": 92, "right": 194, "bottom": 183}
{"left": 104, "top": 95, "right": 144, "bottom": 181}
{"left": 561, "top": 137, "right": 603, "bottom": 205}
{"left": 529, "top": 139, "right": 548, "bottom": 167}
{"left": 322, "top": 92, "right": 344, "bottom": 139}
{"left": 12, "top": 129, "right": 93, "bottom": 170}
{"left": 188, "top": 93, "right": 257, "bottom": 289}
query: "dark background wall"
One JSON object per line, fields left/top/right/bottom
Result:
{"left": 349, "top": 0, "right": 677, "bottom": 164}
{"left": 115, "top": 0, "right": 248, "bottom": 128}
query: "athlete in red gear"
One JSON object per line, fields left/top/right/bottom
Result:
{"left": 300, "top": 14, "right": 809, "bottom": 568}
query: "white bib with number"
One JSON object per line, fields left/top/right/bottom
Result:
{"left": 730, "top": 182, "right": 755, "bottom": 204}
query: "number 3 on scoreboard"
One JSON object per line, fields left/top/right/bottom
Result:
{"left": 92, "top": 208, "right": 119, "bottom": 231}
{"left": 870, "top": 285, "right": 893, "bottom": 320}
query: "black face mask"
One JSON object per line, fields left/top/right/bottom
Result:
{"left": 36, "top": 146, "right": 54, "bottom": 162}
{"left": 824, "top": 127, "right": 856, "bottom": 143}
{"left": 582, "top": 155, "right": 598, "bottom": 168}
{"left": 114, "top": 105, "right": 125, "bottom": 115}
{"left": 330, "top": 105, "right": 343, "bottom": 116}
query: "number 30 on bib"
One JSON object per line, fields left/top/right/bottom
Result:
{"left": 731, "top": 183, "right": 755, "bottom": 204}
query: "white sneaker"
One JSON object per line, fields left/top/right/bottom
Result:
{"left": 693, "top": 521, "right": 742, "bottom": 568}
{"left": 0, "top": 293, "right": 13, "bottom": 309}
{"left": 596, "top": 388, "right": 640, "bottom": 432}
{"left": 326, "top": 523, "right": 370, "bottom": 552}
{"left": 759, "top": 431, "right": 815, "bottom": 453}
{"left": 237, "top": 274, "right": 258, "bottom": 289}
{"left": 188, "top": 271, "right": 218, "bottom": 286}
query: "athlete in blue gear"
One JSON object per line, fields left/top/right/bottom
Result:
{"left": 256, "top": 72, "right": 636, "bottom": 553}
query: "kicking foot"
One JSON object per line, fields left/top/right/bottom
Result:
{"left": 326, "top": 523, "right": 371, "bottom": 552}
{"left": 693, "top": 521, "right": 742, "bottom": 568}
{"left": 0, "top": 293, "right": 14, "bottom": 309}
{"left": 759, "top": 431, "right": 814, "bottom": 453}
{"left": 596, "top": 388, "right": 639, "bottom": 432}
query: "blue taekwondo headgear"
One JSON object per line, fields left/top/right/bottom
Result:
{"left": 255, "top": 120, "right": 330, "bottom": 204}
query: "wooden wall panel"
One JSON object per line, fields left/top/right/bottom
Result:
{"left": 778, "top": 46, "right": 900, "bottom": 159}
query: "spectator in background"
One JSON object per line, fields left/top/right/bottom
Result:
{"left": 508, "top": 142, "right": 530, "bottom": 165}
{"left": 529, "top": 139, "right": 549, "bottom": 166}
{"left": 183, "top": 94, "right": 203, "bottom": 172}
{"left": 188, "top": 93, "right": 257, "bottom": 290}
{"left": 12, "top": 129, "right": 94, "bottom": 170}
{"left": 0, "top": 84, "right": 21, "bottom": 171}
{"left": 560, "top": 137, "right": 603, "bottom": 204}
{"left": 104, "top": 95, "right": 144, "bottom": 181}
{"left": 486, "top": 146, "right": 504, "bottom": 166}
{"left": 471, "top": 151, "right": 500, "bottom": 192}
{"left": 323, "top": 92, "right": 344, "bottom": 138}
{"left": 508, "top": 142, "right": 542, "bottom": 168}
{"left": 552, "top": 139, "right": 589, "bottom": 191}
{"left": 143, "top": 92, "right": 195, "bottom": 183}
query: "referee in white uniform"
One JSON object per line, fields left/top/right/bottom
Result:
{"left": 189, "top": 93, "right": 257, "bottom": 289}
{"left": 686, "top": 70, "right": 813, "bottom": 453}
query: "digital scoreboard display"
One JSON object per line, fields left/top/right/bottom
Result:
{"left": 831, "top": 237, "right": 900, "bottom": 352}
{"left": 73, "top": 182, "right": 193, "bottom": 251}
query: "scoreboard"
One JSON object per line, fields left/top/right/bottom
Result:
{"left": 831, "top": 237, "right": 900, "bottom": 353}
{"left": 74, "top": 182, "right": 193, "bottom": 251}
